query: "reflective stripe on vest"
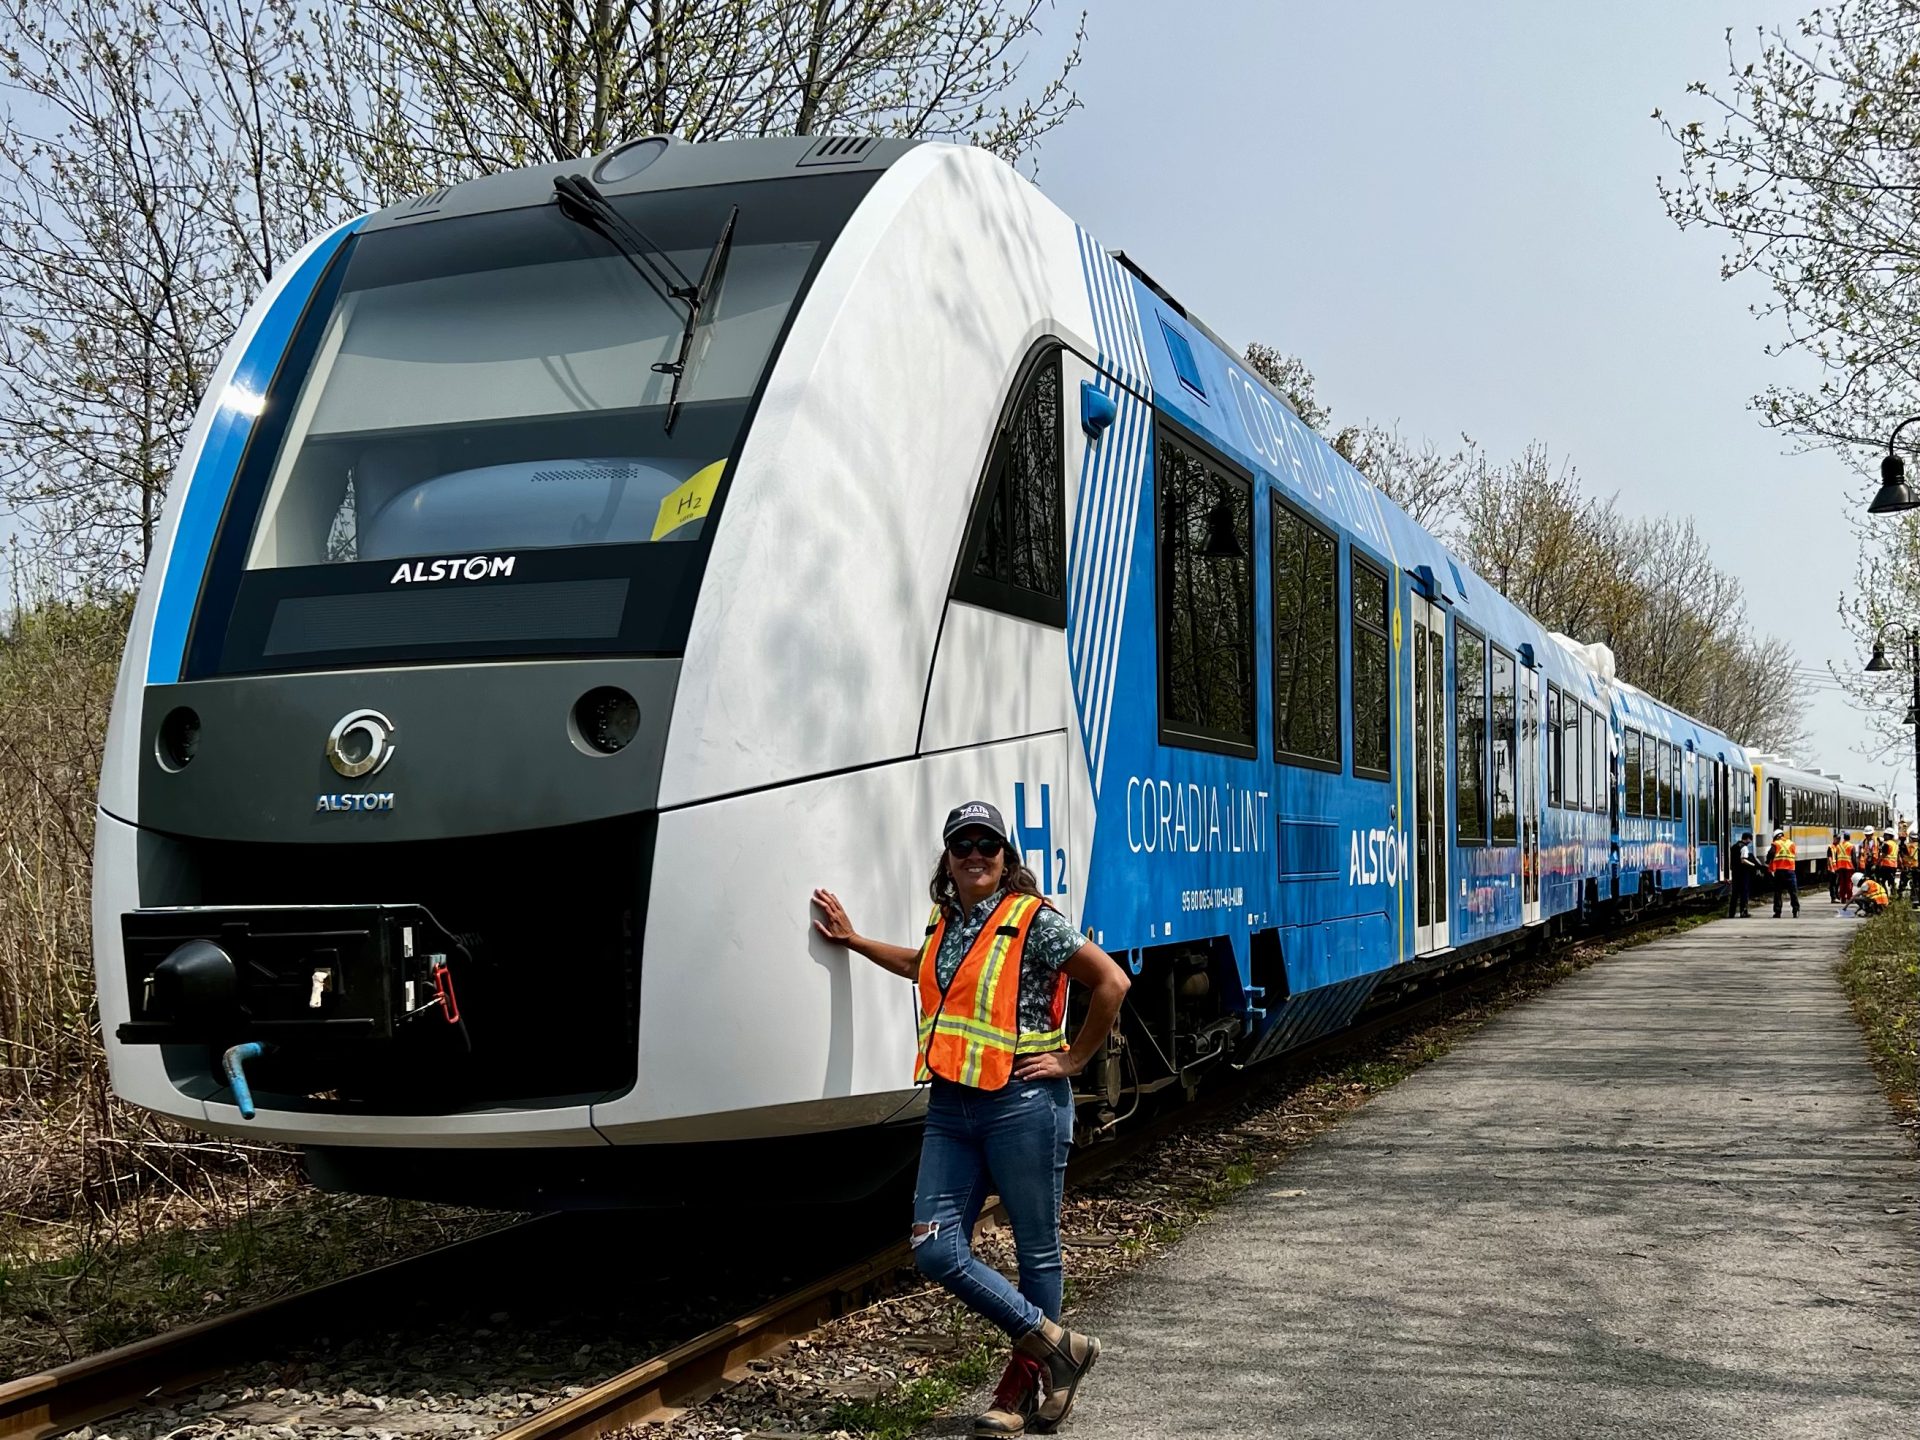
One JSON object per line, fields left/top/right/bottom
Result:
{"left": 914, "top": 893, "right": 1062, "bottom": 1088}
{"left": 1902, "top": 841, "right": 1917, "bottom": 868}
{"left": 1831, "top": 842, "right": 1853, "bottom": 870}
{"left": 1771, "top": 838, "right": 1796, "bottom": 871}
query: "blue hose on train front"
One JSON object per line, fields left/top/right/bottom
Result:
{"left": 222, "top": 1041, "right": 265, "bottom": 1119}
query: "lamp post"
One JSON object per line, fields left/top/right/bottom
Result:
{"left": 1865, "top": 625, "right": 1920, "bottom": 837}
{"left": 1869, "top": 416, "right": 1920, "bottom": 513}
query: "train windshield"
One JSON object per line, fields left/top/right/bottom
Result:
{"left": 187, "top": 171, "right": 874, "bottom": 677}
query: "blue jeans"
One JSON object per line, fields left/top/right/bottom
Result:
{"left": 911, "top": 1075, "right": 1072, "bottom": 1339}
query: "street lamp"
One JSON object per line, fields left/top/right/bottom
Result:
{"left": 1869, "top": 416, "right": 1920, "bottom": 514}
{"left": 1866, "top": 624, "right": 1920, "bottom": 833}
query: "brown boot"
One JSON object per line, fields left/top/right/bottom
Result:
{"left": 973, "top": 1351, "right": 1044, "bottom": 1436}
{"left": 1015, "top": 1316, "right": 1101, "bottom": 1432}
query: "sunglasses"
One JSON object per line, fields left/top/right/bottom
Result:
{"left": 947, "top": 834, "right": 1006, "bottom": 859}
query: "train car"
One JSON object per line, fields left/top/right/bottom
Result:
{"left": 1610, "top": 678, "right": 1742, "bottom": 898}
{"left": 91, "top": 134, "right": 1801, "bottom": 1207}
{"left": 1751, "top": 756, "right": 1890, "bottom": 877}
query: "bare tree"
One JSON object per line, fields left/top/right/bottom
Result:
{"left": 1452, "top": 445, "right": 1809, "bottom": 749}
{"left": 1657, "top": 4, "right": 1920, "bottom": 751}
{"left": 296, "top": 0, "right": 1086, "bottom": 210}
{"left": 0, "top": 0, "right": 317, "bottom": 584}
{"left": 1657, "top": 2, "right": 1920, "bottom": 457}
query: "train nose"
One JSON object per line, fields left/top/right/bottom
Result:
{"left": 149, "top": 939, "right": 238, "bottom": 1025}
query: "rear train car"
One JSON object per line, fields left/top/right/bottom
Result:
{"left": 1751, "top": 757, "right": 1891, "bottom": 877}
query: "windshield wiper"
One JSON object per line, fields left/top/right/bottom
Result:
{"left": 658, "top": 205, "right": 737, "bottom": 434}
{"left": 551, "top": 174, "right": 735, "bottom": 434}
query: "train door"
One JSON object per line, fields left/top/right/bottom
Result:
{"left": 1718, "top": 760, "right": 1731, "bottom": 879}
{"left": 1685, "top": 749, "right": 1699, "bottom": 886}
{"left": 1521, "top": 668, "right": 1542, "bottom": 924}
{"left": 1410, "top": 593, "right": 1450, "bottom": 953}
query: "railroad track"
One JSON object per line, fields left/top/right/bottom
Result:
{"left": 3, "top": 900, "right": 1710, "bottom": 1440}
{"left": 0, "top": 1216, "right": 556, "bottom": 1440}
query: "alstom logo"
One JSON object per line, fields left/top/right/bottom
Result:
{"left": 389, "top": 555, "right": 516, "bottom": 585}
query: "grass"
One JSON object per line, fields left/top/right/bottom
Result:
{"left": 1839, "top": 898, "right": 1919, "bottom": 1146}
{"left": 0, "top": 1192, "right": 509, "bottom": 1379}
{"left": 823, "top": 1335, "right": 1002, "bottom": 1440}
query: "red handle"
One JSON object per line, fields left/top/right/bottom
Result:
{"left": 432, "top": 961, "right": 461, "bottom": 1024}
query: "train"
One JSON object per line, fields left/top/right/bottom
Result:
{"left": 1749, "top": 755, "right": 1891, "bottom": 874}
{"left": 91, "top": 134, "right": 1889, "bottom": 1208}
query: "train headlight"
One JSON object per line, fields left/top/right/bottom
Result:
{"left": 571, "top": 686, "right": 640, "bottom": 755}
{"left": 156, "top": 706, "right": 201, "bottom": 771}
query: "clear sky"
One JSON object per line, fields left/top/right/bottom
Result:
{"left": 1034, "top": 0, "right": 1900, "bottom": 800}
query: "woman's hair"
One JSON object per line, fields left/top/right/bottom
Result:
{"left": 928, "top": 844, "right": 1043, "bottom": 909}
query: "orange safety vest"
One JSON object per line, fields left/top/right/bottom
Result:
{"left": 1831, "top": 840, "right": 1854, "bottom": 871}
{"left": 1902, "top": 840, "right": 1917, "bottom": 869}
{"left": 1770, "top": 837, "right": 1796, "bottom": 871}
{"left": 915, "top": 892, "right": 1067, "bottom": 1088}
{"left": 1859, "top": 878, "right": 1889, "bottom": 906}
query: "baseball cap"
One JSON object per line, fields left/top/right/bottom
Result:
{"left": 943, "top": 800, "right": 1016, "bottom": 851}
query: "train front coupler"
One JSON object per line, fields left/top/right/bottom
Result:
{"left": 115, "top": 904, "right": 473, "bottom": 1100}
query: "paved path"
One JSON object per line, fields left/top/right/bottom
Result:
{"left": 1053, "top": 912, "right": 1920, "bottom": 1438}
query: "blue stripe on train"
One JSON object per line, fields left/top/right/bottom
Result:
{"left": 146, "top": 221, "right": 363, "bottom": 684}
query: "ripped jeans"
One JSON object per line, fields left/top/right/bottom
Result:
{"left": 911, "top": 1075, "right": 1073, "bottom": 1339}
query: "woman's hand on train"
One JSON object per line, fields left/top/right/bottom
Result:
{"left": 811, "top": 888, "right": 856, "bottom": 944}
{"left": 1012, "top": 1051, "right": 1082, "bottom": 1081}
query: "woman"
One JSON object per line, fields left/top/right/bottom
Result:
{"left": 812, "top": 800, "right": 1130, "bottom": 1437}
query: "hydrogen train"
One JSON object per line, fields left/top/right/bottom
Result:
{"left": 93, "top": 134, "right": 1888, "bottom": 1207}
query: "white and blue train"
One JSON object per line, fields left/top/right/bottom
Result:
{"left": 92, "top": 135, "right": 1882, "bottom": 1205}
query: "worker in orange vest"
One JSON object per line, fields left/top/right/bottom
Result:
{"left": 1856, "top": 874, "right": 1891, "bottom": 916}
{"left": 813, "top": 801, "right": 1126, "bottom": 1435}
{"left": 1767, "top": 828, "right": 1799, "bottom": 918}
{"left": 1830, "top": 832, "right": 1855, "bottom": 906}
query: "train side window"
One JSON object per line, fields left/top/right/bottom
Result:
{"left": 1584, "top": 707, "right": 1599, "bottom": 812}
{"left": 955, "top": 347, "right": 1065, "bottom": 625}
{"left": 1455, "top": 624, "right": 1487, "bottom": 843}
{"left": 1546, "top": 685, "right": 1563, "bottom": 806}
{"left": 1568, "top": 696, "right": 1584, "bottom": 812}
{"left": 1270, "top": 498, "right": 1339, "bottom": 770}
{"left": 1576, "top": 707, "right": 1588, "bottom": 811}
{"left": 1351, "top": 554, "right": 1392, "bottom": 781}
{"left": 1490, "top": 646, "right": 1517, "bottom": 841}
{"left": 1665, "top": 743, "right": 1679, "bottom": 819}
{"left": 1588, "top": 707, "right": 1605, "bottom": 813}
{"left": 1624, "top": 730, "right": 1642, "bottom": 816}
{"left": 1156, "top": 425, "right": 1256, "bottom": 755}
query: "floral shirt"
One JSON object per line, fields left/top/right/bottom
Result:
{"left": 931, "top": 888, "right": 1085, "bottom": 1042}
